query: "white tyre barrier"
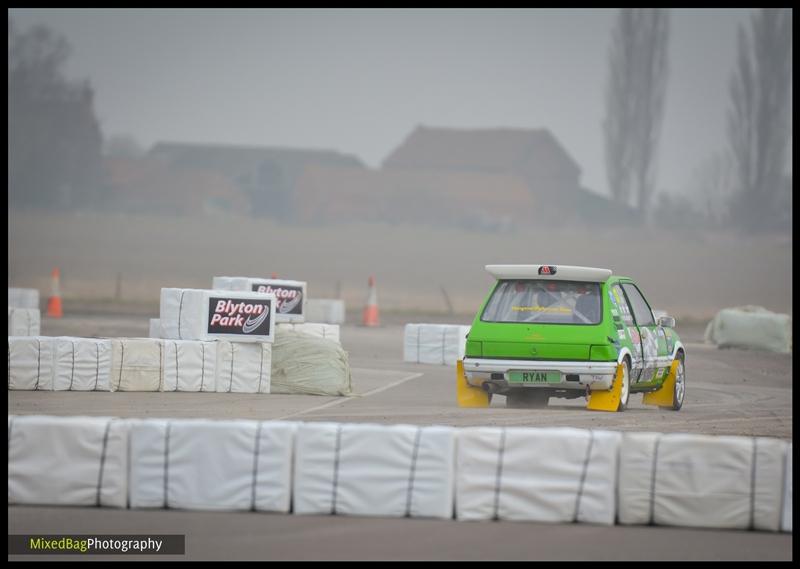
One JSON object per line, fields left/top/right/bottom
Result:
{"left": 8, "top": 287, "right": 39, "bottom": 310}
{"left": 8, "top": 336, "right": 55, "bottom": 390}
{"left": 782, "top": 443, "right": 792, "bottom": 533}
{"left": 212, "top": 277, "right": 307, "bottom": 324}
{"left": 271, "top": 331, "right": 352, "bottom": 396}
{"left": 305, "top": 299, "right": 345, "bottom": 325}
{"left": 53, "top": 337, "right": 113, "bottom": 391}
{"left": 129, "top": 419, "right": 296, "bottom": 512}
{"left": 149, "top": 318, "right": 161, "bottom": 339}
{"left": 161, "top": 340, "right": 217, "bottom": 392}
{"left": 456, "top": 427, "right": 621, "bottom": 525}
{"left": 704, "top": 306, "right": 791, "bottom": 353}
{"left": 159, "top": 288, "right": 276, "bottom": 343}
{"left": 403, "top": 323, "right": 470, "bottom": 366}
{"left": 111, "top": 338, "right": 164, "bottom": 392}
{"left": 8, "top": 308, "right": 41, "bottom": 337}
{"left": 293, "top": 422, "right": 456, "bottom": 519}
{"left": 215, "top": 341, "right": 272, "bottom": 394}
{"left": 618, "top": 432, "right": 789, "bottom": 532}
{"left": 8, "top": 415, "right": 129, "bottom": 508}
{"left": 277, "top": 322, "right": 340, "bottom": 344}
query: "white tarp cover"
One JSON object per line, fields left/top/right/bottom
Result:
{"left": 8, "top": 336, "right": 55, "bottom": 390}
{"left": 8, "top": 287, "right": 39, "bottom": 310}
{"left": 403, "top": 324, "right": 471, "bottom": 366}
{"left": 161, "top": 340, "right": 217, "bottom": 392}
{"left": 293, "top": 422, "right": 456, "bottom": 519}
{"left": 110, "top": 338, "right": 164, "bottom": 392}
{"left": 618, "top": 432, "right": 789, "bottom": 531}
{"left": 53, "top": 337, "right": 113, "bottom": 391}
{"left": 782, "top": 443, "right": 792, "bottom": 533}
{"left": 276, "top": 322, "right": 341, "bottom": 344}
{"left": 212, "top": 277, "right": 307, "bottom": 323}
{"left": 160, "top": 288, "right": 276, "bottom": 343}
{"left": 305, "top": 299, "right": 346, "bottom": 324}
{"left": 456, "top": 427, "right": 621, "bottom": 525}
{"left": 215, "top": 341, "right": 272, "bottom": 394}
{"left": 8, "top": 415, "right": 128, "bottom": 508}
{"left": 271, "top": 330, "right": 352, "bottom": 396}
{"left": 8, "top": 308, "right": 41, "bottom": 337}
{"left": 149, "top": 318, "right": 161, "bottom": 339}
{"left": 704, "top": 305, "right": 791, "bottom": 354}
{"left": 128, "top": 419, "right": 296, "bottom": 512}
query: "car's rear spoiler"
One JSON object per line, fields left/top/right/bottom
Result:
{"left": 485, "top": 265, "right": 612, "bottom": 282}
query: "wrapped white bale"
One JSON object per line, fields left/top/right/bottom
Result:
{"left": 305, "top": 299, "right": 346, "bottom": 324}
{"left": 149, "top": 318, "right": 161, "bottom": 339}
{"left": 403, "top": 324, "right": 471, "bottom": 366}
{"left": 8, "top": 287, "right": 39, "bottom": 309}
{"left": 277, "top": 322, "right": 340, "bottom": 344}
{"left": 161, "top": 340, "right": 217, "bottom": 392}
{"left": 271, "top": 330, "right": 352, "bottom": 396}
{"left": 618, "top": 432, "right": 788, "bottom": 531}
{"left": 8, "top": 415, "right": 128, "bottom": 508}
{"left": 215, "top": 341, "right": 271, "bottom": 394}
{"left": 7, "top": 308, "right": 41, "bottom": 337}
{"left": 128, "top": 419, "right": 296, "bottom": 512}
{"left": 444, "top": 325, "right": 470, "bottom": 363}
{"left": 293, "top": 422, "right": 456, "bottom": 519}
{"left": 782, "top": 443, "right": 792, "bottom": 533}
{"left": 53, "top": 337, "right": 113, "bottom": 391}
{"left": 160, "top": 288, "right": 276, "bottom": 342}
{"left": 110, "top": 338, "right": 164, "bottom": 392}
{"left": 212, "top": 277, "right": 306, "bottom": 323}
{"left": 8, "top": 336, "right": 55, "bottom": 390}
{"left": 456, "top": 427, "right": 621, "bottom": 525}
{"left": 704, "top": 305, "right": 791, "bottom": 353}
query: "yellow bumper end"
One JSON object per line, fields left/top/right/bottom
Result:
{"left": 586, "top": 364, "right": 624, "bottom": 412}
{"left": 456, "top": 360, "right": 490, "bottom": 408}
{"left": 643, "top": 360, "right": 679, "bottom": 407}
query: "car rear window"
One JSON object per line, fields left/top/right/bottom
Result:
{"left": 481, "top": 279, "right": 602, "bottom": 325}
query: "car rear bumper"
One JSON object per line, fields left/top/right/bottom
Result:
{"left": 462, "top": 357, "right": 618, "bottom": 391}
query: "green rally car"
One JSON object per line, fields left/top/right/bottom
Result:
{"left": 459, "top": 264, "right": 685, "bottom": 412}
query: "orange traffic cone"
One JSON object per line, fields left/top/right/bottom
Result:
{"left": 362, "top": 275, "right": 379, "bottom": 327}
{"left": 46, "top": 268, "right": 63, "bottom": 318}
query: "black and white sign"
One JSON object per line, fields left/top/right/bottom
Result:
{"left": 251, "top": 283, "right": 303, "bottom": 316}
{"left": 207, "top": 297, "right": 273, "bottom": 336}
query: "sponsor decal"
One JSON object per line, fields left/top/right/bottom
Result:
{"left": 512, "top": 305, "right": 571, "bottom": 314}
{"left": 252, "top": 283, "right": 303, "bottom": 315}
{"left": 207, "top": 297, "right": 272, "bottom": 336}
{"left": 538, "top": 265, "right": 557, "bottom": 276}
{"left": 617, "top": 329, "right": 626, "bottom": 340}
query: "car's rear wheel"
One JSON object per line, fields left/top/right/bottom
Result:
{"left": 666, "top": 354, "right": 685, "bottom": 411}
{"left": 617, "top": 359, "right": 631, "bottom": 411}
{"left": 506, "top": 389, "right": 550, "bottom": 409}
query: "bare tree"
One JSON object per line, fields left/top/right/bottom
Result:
{"left": 689, "top": 152, "right": 733, "bottom": 228}
{"left": 8, "top": 18, "right": 104, "bottom": 211}
{"left": 727, "top": 9, "right": 792, "bottom": 233}
{"left": 604, "top": 9, "right": 669, "bottom": 217}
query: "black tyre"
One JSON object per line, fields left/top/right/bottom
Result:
{"left": 665, "top": 354, "right": 685, "bottom": 411}
{"left": 617, "top": 359, "right": 631, "bottom": 411}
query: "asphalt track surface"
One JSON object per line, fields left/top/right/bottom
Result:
{"left": 8, "top": 315, "right": 794, "bottom": 561}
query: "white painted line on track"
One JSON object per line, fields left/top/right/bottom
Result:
{"left": 276, "top": 371, "right": 424, "bottom": 420}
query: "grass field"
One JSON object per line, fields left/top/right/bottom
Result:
{"left": 8, "top": 210, "right": 792, "bottom": 320}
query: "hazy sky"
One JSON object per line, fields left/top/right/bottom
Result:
{"left": 9, "top": 8, "right": 756, "bottom": 197}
